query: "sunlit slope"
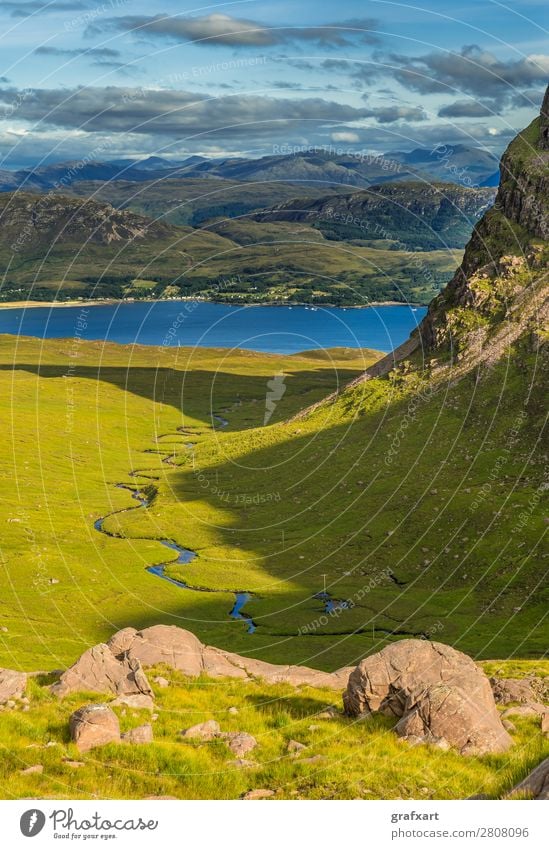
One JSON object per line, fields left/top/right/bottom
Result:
{"left": 0, "top": 337, "right": 378, "bottom": 670}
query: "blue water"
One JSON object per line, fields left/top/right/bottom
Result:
{"left": 0, "top": 301, "right": 426, "bottom": 354}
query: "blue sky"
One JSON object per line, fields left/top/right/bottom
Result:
{"left": 0, "top": 0, "right": 547, "bottom": 167}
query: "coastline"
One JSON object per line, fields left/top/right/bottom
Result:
{"left": 0, "top": 297, "right": 425, "bottom": 311}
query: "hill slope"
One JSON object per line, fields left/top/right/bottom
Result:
{"left": 253, "top": 181, "right": 496, "bottom": 250}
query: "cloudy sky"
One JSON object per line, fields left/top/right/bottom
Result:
{"left": 0, "top": 0, "right": 547, "bottom": 167}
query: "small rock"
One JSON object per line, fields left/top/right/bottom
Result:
{"left": 502, "top": 703, "right": 547, "bottom": 718}
{"left": 287, "top": 739, "right": 306, "bottom": 754}
{"left": 300, "top": 754, "right": 326, "bottom": 764}
{"left": 144, "top": 796, "right": 178, "bottom": 800}
{"left": 63, "top": 759, "right": 85, "bottom": 768}
{"left": 241, "top": 789, "right": 275, "bottom": 800}
{"left": 308, "top": 725, "right": 320, "bottom": 731}
{"left": 21, "top": 765, "right": 43, "bottom": 775}
{"left": 69, "top": 704, "right": 121, "bottom": 753}
{"left": 224, "top": 732, "right": 257, "bottom": 757}
{"left": 541, "top": 713, "right": 549, "bottom": 736}
{"left": 228, "top": 706, "right": 239, "bottom": 715}
{"left": 180, "top": 720, "right": 220, "bottom": 740}
{"left": 153, "top": 676, "right": 169, "bottom": 688}
{"left": 112, "top": 694, "right": 154, "bottom": 712}
{"left": 121, "top": 724, "right": 153, "bottom": 745}
{"left": 316, "top": 706, "right": 339, "bottom": 719}
{"left": 228, "top": 759, "right": 257, "bottom": 769}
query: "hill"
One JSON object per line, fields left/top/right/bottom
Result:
{"left": 252, "top": 181, "right": 496, "bottom": 250}
{"left": 0, "top": 190, "right": 459, "bottom": 306}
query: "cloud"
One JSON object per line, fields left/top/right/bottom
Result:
{"left": 87, "top": 13, "right": 380, "bottom": 47}
{"left": 386, "top": 45, "right": 549, "bottom": 105}
{"left": 0, "top": 84, "right": 372, "bottom": 140}
{"left": 366, "top": 105, "right": 426, "bottom": 123}
{"left": 438, "top": 100, "right": 494, "bottom": 118}
{"left": 35, "top": 45, "right": 121, "bottom": 61}
{"left": 0, "top": 0, "right": 88, "bottom": 17}
{"left": 331, "top": 131, "right": 359, "bottom": 142}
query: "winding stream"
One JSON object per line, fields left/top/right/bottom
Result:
{"left": 94, "top": 411, "right": 354, "bottom": 637}
{"left": 93, "top": 414, "right": 257, "bottom": 634}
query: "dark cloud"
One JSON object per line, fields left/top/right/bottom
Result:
{"left": 87, "top": 13, "right": 380, "bottom": 48}
{"left": 0, "top": 0, "right": 88, "bottom": 17}
{"left": 0, "top": 84, "right": 372, "bottom": 139}
{"left": 438, "top": 100, "right": 494, "bottom": 118}
{"left": 386, "top": 45, "right": 549, "bottom": 104}
{"left": 509, "top": 88, "right": 546, "bottom": 109}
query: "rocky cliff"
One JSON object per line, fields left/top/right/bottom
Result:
{"left": 417, "top": 86, "right": 549, "bottom": 360}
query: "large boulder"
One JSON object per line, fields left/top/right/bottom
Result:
{"left": 114, "top": 625, "right": 203, "bottom": 677}
{"left": 395, "top": 683, "right": 511, "bottom": 755}
{"left": 51, "top": 643, "right": 152, "bottom": 698}
{"left": 506, "top": 757, "right": 549, "bottom": 799}
{"left": 0, "top": 668, "right": 26, "bottom": 704}
{"left": 69, "top": 704, "right": 121, "bottom": 752}
{"left": 344, "top": 640, "right": 512, "bottom": 755}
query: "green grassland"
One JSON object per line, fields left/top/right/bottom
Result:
{"left": 0, "top": 337, "right": 379, "bottom": 670}
{"left": 2, "top": 665, "right": 548, "bottom": 801}
{"left": 0, "top": 332, "right": 545, "bottom": 675}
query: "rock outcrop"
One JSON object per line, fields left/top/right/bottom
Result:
{"left": 51, "top": 643, "right": 152, "bottom": 699}
{"left": 69, "top": 704, "right": 121, "bottom": 752}
{"left": 49, "top": 625, "right": 353, "bottom": 692}
{"left": 0, "top": 668, "right": 26, "bottom": 704}
{"left": 344, "top": 640, "right": 512, "bottom": 755}
{"left": 506, "top": 757, "right": 549, "bottom": 800}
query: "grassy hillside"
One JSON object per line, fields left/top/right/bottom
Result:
{"left": 60, "top": 177, "right": 357, "bottom": 228}
{"left": 253, "top": 182, "right": 495, "bottom": 250}
{"left": 0, "top": 337, "right": 379, "bottom": 670}
{"left": 1, "top": 664, "right": 547, "bottom": 800}
{"left": 0, "top": 191, "right": 459, "bottom": 306}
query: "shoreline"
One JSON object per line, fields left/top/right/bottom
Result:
{"left": 0, "top": 296, "right": 426, "bottom": 311}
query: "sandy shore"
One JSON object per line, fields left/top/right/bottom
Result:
{"left": 0, "top": 297, "right": 423, "bottom": 311}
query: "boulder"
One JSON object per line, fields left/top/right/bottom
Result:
{"left": 123, "top": 626, "right": 203, "bottom": 677}
{"left": 542, "top": 713, "right": 549, "bottom": 736}
{"left": 343, "top": 640, "right": 512, "bottom": 755}
{"left": 394, "top": 682, "right": 511, "bottom": 755}
{"left": 506, "top": 757, "right": 549, "bottom": 799}
{"left": 0, "top": 668, "right": 26, "bottom": 704}
{"left": 21, "top": 764, "right": 43, "bottom": 775}
{"left": 69, "top": 704, "right": 121, "bottom": 752}
{"left": 107, "top": 627, "right": 138, "bottom": 657}
{"left": 153, "top": 676, "right": 169, "bottom": 689}
{"left": 121, "top": 724, "right": 153, "bottom": 745}
{"left": 224, "top": 732, "right": 257, "bottom": 757}
{"left": 52, "top": 644, "right": 152, "bottom": 699}
{"left": 180, "top": 720, "right": 220, "bottom": 740}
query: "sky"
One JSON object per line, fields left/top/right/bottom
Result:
{"left": 0, "top": 0, "right": 547, "bottom": 167}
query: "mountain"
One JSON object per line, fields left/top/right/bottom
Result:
{"left": 59, "top": 176, "right": 358, "bottom": 227}
{"left": 416, "top": 89, "right": 548, "bottom": 360}
{"left": 0, "top": 144, "right": 500, "bottom": 196}
{"left": 390, "top": 144, "right": 500, "bottom": 187}
{"left": 252, "top": 181, "right": 496, "bottom": 251}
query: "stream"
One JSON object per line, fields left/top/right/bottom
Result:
{"left": 93, "top": 415, "right": 257, "bottom": 634}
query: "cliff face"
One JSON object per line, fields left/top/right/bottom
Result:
{"left": 418, "top": 86, "right": 549, "bottom": 357}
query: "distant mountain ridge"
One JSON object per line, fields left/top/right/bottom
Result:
{"left": 0, "top": 144, "right": 501, "bottom": 193}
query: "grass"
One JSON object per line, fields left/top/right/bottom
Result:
{"left": 1, "top": 666, "right": 547, "bottom": 800}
